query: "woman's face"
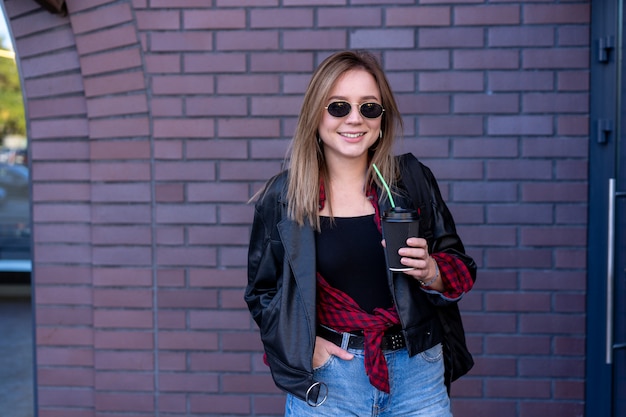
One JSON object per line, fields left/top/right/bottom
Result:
{"left": 318, "top": 69, "right": 383, "bottom": 164}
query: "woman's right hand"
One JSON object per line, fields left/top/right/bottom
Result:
{"left": 313, "top": 336, "right": 354, "bottom": 368}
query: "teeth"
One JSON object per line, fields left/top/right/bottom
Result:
{"left": 342, "top": 133, "right": 364, "bottom": 138}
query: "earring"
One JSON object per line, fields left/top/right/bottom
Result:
{"left": 379, "top": 130, "right": 383, "bottom": 139}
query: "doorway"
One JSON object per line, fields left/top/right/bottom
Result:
{"left": 588, "top": 1, "right": 626, "bottom": 415}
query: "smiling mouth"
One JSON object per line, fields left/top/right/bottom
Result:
{"left": 341, "top": 132, "right": 365, "bottom": 138}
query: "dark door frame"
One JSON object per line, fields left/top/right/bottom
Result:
{"left": 588, "top": 0, "right": 621, "bottom": 416}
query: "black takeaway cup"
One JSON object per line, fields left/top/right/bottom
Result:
{"left": 381, "top": 207, "right": 419, "bottom": 271}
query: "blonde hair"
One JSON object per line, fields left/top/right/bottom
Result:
{"left": 287, "top": 50, "right": 403, "bottom": 230}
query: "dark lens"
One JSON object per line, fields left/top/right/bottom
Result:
{"left": 326, "top": 101, "right": 351, "bottom": 117}
{"left": 359, "top": 103, "right": 384, "bottom": 118}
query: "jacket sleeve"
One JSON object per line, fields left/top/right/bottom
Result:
{"left": 245, "top": 183, "right": 284, "bottom": 328}
{"left": 420, "top": 163, "right": 477, "bottom": 303}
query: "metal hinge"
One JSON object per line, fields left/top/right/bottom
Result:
{"left": 597, "top": 36, "right": 615, "bottom": 63}
{"left": 596, "top": 119, "right": 613, "bottom": 144}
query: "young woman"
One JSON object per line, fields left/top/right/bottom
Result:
{"left": 245, "top": 50, "right": 477, "bottom": 416}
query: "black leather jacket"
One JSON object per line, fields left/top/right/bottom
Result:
{"left": 245, "top": 153, "right": 477, "bottom": 403}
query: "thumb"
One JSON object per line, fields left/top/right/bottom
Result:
{"left": 327, "top": 343, "right": 354, "bottom": 361}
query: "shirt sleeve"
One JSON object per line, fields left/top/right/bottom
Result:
{"left": 423, "top": 252, "right": 474, "bottom": 301}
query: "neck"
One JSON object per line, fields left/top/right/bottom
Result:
{"left": 325, "top": 154, "right": 369, "bottom": 188}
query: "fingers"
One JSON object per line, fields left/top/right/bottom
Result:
{"left": 397, "top": 238, "right": 433, "bottom": 279}
{"left": 312, "top": 337, "right": 354, "bottom": 368}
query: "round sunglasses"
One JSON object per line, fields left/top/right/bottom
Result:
{"left": 324, "top": 101, "right": 385, "bottom": 119}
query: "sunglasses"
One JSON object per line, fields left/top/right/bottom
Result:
{"left": 324, "top": 101, "right": 385, "bottom": 119}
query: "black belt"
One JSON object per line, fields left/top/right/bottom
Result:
{"left": 317, "top": 325, "right": 406, "bottom": 351}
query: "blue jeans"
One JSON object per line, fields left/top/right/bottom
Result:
{"left": 285, "top": 343, "right": 451, "bottom": 417}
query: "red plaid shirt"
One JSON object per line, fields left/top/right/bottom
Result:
{"left": 315, "top": 183, "right": 474, "bottom": 392}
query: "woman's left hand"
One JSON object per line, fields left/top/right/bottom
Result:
{"left": 398, "top": 238, "right": 444, "bottom": 290}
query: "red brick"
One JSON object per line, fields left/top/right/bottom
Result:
{"left": 94, "top": 392, "right": 154, "bottom": 412}
{"left": 30, "top": 119, "right": 89, "bottom": 140}
{"left": 522, "top": 137, "right": 587, "bottom": 158}
{"left": 155, "top": 184, "right": 185, "bottom": 203}
{"left": 489, "top": 26, "right": 554, "bottom": 47}
{"left": 18, "top": 27, "right": 75, "bottom": 58}
{"left": 89, "top": 118, "right": 150, "bottom": 138}
{"left": 250, "top": 8, "right": 313, "bottom": 28}
{"left": 154, "top": 140, "right": 183, "bottom": 159}
{"left": 420, "top": 72, "right": 483, "bottom": 92}
{"left": 70, "top": 3, "right": 133, "bottom": 35}
{"left": 456, "top": 5, "right": 520, "bottom": 25}
{"left": 66, "top": 0, "right": 117, "bottom": 13}
{"left": 187, "top": 96, "right": 248, "bottom": 116}
{"left": 554, "top": 336, "right": 585, "bottom": 356}
{"left": 157, "top": 247, "right": 217, "bottom": 267}
{"left": 486, "top": 335, "right": 551, "bottom": 355}
{"left": 558, "top": 26, "right": 589, "bottom": 47}
{"left": 186, "top": 140, "right": 248, "bottom": 160}
{"left": 250, "top": 52, "right": 313, "bottom": 72}
{"left": 135, "top": 10, "right": 180, "bottom": 30}
{"left": 386, "top": 6, "right": 449, "bottom": 26}
{"left": 184, "top": 53, "right": 246, "bottom": 73}
{"left": 90, "top": 140, "right": 151, "bottom": 160}
{"left": 419, "top": 116, "right": 483, "bottom": 136}
{"left": 250, "top": 139, "right": 290, "bottom": 159}
{"left": 189, "top": 268, "right": 247, "bottom": 288}
{"left": 352, "top": 29, "right": 415, "bottom": 49}
{"left": 93, "top": 246, "right": 152, "bottom": 266}
{"left": 190, "top": 393, "right": 251, "bottom": 414}
{"left": 155, "top": 226, "right": 185, "bottom": 245}
{"left": 558, "top": 71, "right": 589, "bottom": 91}
{"left": 27, "top": 97, "right": 87, "bottom": 120}
{"left": 219, "top": 161, "right": 283, "bottom": 181}
{"left": 557, "top": 115, "right": 588, "bottom": 136}
{"left": 37, "top": 327, "right": 94, "bottom": 347}
{"left": 488, "top": 115, "right": 553, "bottom": 136}
{"left": 283, "top": 29, "right": 346, "bottom": 50}
{"left": 519, "top": 357, "right": 584, "bottom": 378}
{"left": 457, "top": 226, "right": 516, "bottom": 247}
{"left": 95, "top": 372, "right": 154, "bottom": 391}
{"left": 154, "top": 161, "right": 216, "bottom": 181}
{"left": 488, "top": 70, "right": 554, "bottom": 91}
{"left": 189, "top": 310, "right": 250, "bottom": 329}
{"left": 145, "top": 54, "right": 181, "bottom": 73}
{"left": 32, "top": 184, "right": 90, "bottom": 203}
{"left": 153, "top": 119, "right": 215, "bottom": 138}
{"left": 386, "top": 51, "right": 450, "bottom": 72}
{"left": 158, "top": 310, "right": 187, "bottom": 329}
{"left": 184, "top": 9, "right": 246, "bottom": 29}
{"left": 522, "top": 182, "right": 587, "bottom": 203}
{"left": 93, "top": 225, "right": 151, "bottom": 245}
{"left": 94, "top": 309, "right": 153, "bottom": 329}
{"left": 217, "top": 74, "right": 279, "bottom": 94}
{"left": 523, "top": 93, "right": 588, "bottom": 113}
{"left": 216, "top": 30, "right": 279, "bottom": 50}
{"left": 520, "top": 270, "right": 585, "bottom": 292}
{"left": 36, "top": 306, "right": 93, "bottom": 325}
{"left": 37, "top": 387, "right": 93, "bottom": 408}
{"left": 152, "top": 98, "right": 183, "bottom": 116}
{"left": 487, "top": 160, "right": 551, "bottom": 180}
{"left": 419, "top": 27, "right": 483, "bottom": 48}
{"left": 152, "top": 75, "right": 214, "bottom": 95}
{"left": 158, "top": 289, "right": 217, "bottom": 308}
{"left": 218, "top": 118, "right": 280, "bottom": 138}
{"left": 33, "top": 204, "right": 90, "bottom": 223}
{"left": 454, "top": 50, "right": 519, "bottom": 69}
{"left": 83, "top": 71, "right": 146, "bottom": 97}
{"left": 158, "top": 352, "right": 186, "bottom": 371}
{"left": 523, "top": 48, "right": 589, "bottom": 69}
{"left": 30, "top": 141, "right": 90, "bottom": 161}
{"left": 524, "top": 4, "right": 590, "bottom": 24}
{"left": 284, "top": 0, "right": 342, "bottom": 5}
{"left": 34, "top": 244, "right": 92, "bottom": 264}
{"left": 157, "top": 393, "right": 186, "bottom": 413}
{"left": 75, "top": 25, "right": 138, "bottom": 55}
{"left": 158, "top": 331, "right": 218, "bottom": 350}
{"left": 11, "top": 9, "right": 67, "bottom": 38}
{"left": 487, "top": 248, "right": 552, "bottom": 268}
{"left": 93, "top": 289, "right": 152, "bottom": 308}
{"left": 487, "top": 204, "right": 553, "bottom": 225}
{"left": 37, "top": 347, "right": 94, "bottom": 367}
{"left": 455, "top": 94, "right": 518, "bottom": 114}
{"left": 95, "top": 350, "right": 154, "bottom": 371}
{"left": 486, "top": 379, "right": 551, "bottom": 399}
{"left": 81, "top": 48, "right": 142, "bottom": 76}
{"left": 151, "top": 32, "right": 213, "bottom": 52}
{"left": 188, "top": 226, "right": 249, "bottom": 244}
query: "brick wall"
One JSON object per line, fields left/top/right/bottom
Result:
{"left": 3, "top": 0, "right": 589, "bottom": 416}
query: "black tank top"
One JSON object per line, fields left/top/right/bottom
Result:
{"left": 315, "top": 214, "right": 394, "bottom": 314}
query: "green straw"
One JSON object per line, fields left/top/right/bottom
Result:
{"left": 372, "top": 163, "right": 395, "bottom": 208}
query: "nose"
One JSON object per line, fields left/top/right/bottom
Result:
{"left": 345, "top": 104, "right": 364, "bottom": 123}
